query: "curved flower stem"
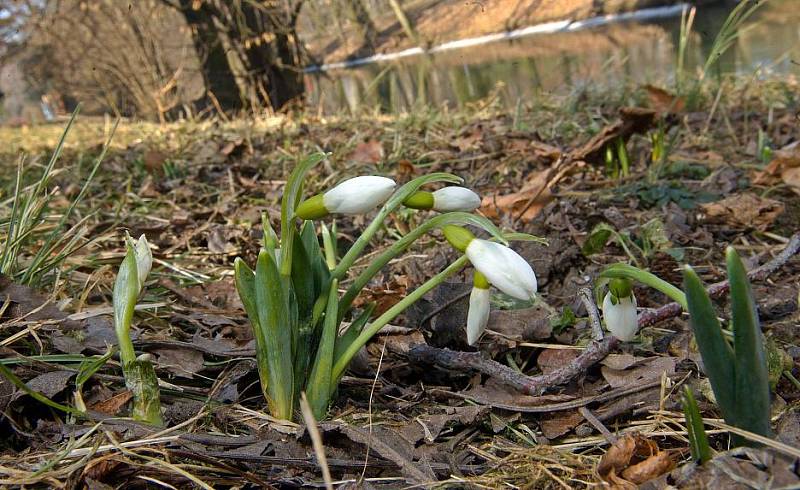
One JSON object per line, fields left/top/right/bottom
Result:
{"left": 338, "top": 212, "right": 504, "bottom": 316}
{"left": 331, "top": 255, "right": 469, "bottom": 382}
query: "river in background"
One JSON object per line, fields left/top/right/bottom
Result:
{"left": 306, "top": 1, "right": 800, "bottom": 114}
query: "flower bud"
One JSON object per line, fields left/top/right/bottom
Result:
{"left": 296, "top": 176, "right": 396, "bottom": 219}
{"left": 465, "top": 239, "right": 537, "bottom": 301}
{"left": 432, "top": 187, "right": 481, "bottom": 212}
{"left": 404, "top": 187, "right": 481, "bottom": 212}
{"left": 467, "top": 271, "right": 491, "bottom": 345}
{"left": 602, "top": 289, "right": 638, "bottom": 341}
{"left": 128, "top": 234, "right": 152, "bottom": 293}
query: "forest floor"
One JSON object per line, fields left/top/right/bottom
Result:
{"left": 1, "top": 76, "right": 800, "bottom": 488}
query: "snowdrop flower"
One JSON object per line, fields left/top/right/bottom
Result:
{"left": 296, "top": 176, "right": 396, "bottom": 219}
{"left": 466, "top": 271, "right": 491, "bottom": 345}
{"left": 404, "top": 186, "right": 481, "bottom": 212}
{"left": 128, "top": 234, "right": 152, "bottom": 293}
{"left": 443, "top": 225, "right": 537, "bottom": 301}
{"left": 602, "top": 278, "right": 638, "bottom": 341}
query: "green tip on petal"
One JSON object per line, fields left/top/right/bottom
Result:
{"left": 442, "top": 225, "right": 475, "bottom": 252}
{"left": 295, "top": 194, "right": 329, "bottom": 220}
{"left": 473, "top": 270, "right": 490, "bottom": 290}
{"left": 609, "top": 277, "right": 633, "bottom": 300}
{"left": 403, "top": 191, "right": 435, "bottom": 210}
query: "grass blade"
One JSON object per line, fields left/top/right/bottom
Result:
{"left": 683, "top": 385, "right": 712, "bottom": 464}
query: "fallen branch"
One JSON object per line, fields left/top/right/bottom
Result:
{"left": 409, "top": 232, "right": 800, "bottom": 396}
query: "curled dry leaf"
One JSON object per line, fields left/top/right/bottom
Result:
{"left": 753, "top": 143, "right": 800, "bottom": 195}
{"left": 700, "top": 192, "right": 784, "bottom": 232}
{"left": 598, "top": 433, "right": 674, "bottom": 487}
{"left": 349, "top": 139, "right": 384, "bottom": 164}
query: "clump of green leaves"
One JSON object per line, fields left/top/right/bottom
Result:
{"left": 683, "top": 247, "right": 772, "bottom": 446}
{"left": 234, "top": 153, "right": 534, "bottom": 421}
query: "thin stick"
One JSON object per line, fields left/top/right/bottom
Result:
{"left": 300, "top": 393, "right": 334, "bottom": 490}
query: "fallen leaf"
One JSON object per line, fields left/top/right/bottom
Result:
{"left": 349, "top": 139, "right": 384, "bottom": 164}
{"left": 642, "top": 84, "right": 685, "bottom": 114}
{"left": 601, "top": 356, "right": 676, "bottom": 389}
{"left": 89, "top": 390, "right": 133, "bottom": 416}
{"left": 701, "top": 192, "right": 784, "bottom": 231}
{"left": 537, "top": 348, "right": 579, "bottom": 375}
{"left": 568, "top": 107, "right": 657, "bottom": 164}
{"left": 13, "top": 370, "right": 74, "bottom": 401}
{"left": 153, "top": 347, "right": 205, "bottom": 378}
{"left": 598, "top": 433, "right": 673, "bottom": 487}
{"left": 754, "top": 143, "right": 800, "bottom": 195}
{"left": 540, "top": 410, "right": 584, "bottom": 439}
{"left": 481, "top": 167, "right": 554, "bottom": 221}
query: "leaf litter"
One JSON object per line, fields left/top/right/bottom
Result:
{"left": 0, "top": 79, "right": 799, "bottom": 488}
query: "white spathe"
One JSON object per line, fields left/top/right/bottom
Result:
{"left": 465, "top": 240, "right": 537, "bottom": 301}
{"left": 132, "top": 234, "right": 152, "bottom": 293}
{"left": 466, "top": 287, "right": 491, "bottom": 345}
{"left": 432, "top": 187, "right": 481, "bottom": 212}
{"left": 602, "top": 292, "right": 638, "bottom": 341}
{"left": 323, "top": 176, "right": 396, "bottom": 214}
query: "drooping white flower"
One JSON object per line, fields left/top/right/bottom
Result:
{"left": 467, "top": 286, "right": 491, "bottom": 345}
{"left": 465, "top": 239, "right": 537, "bottom": 301}
{"left": 602, "top": 291, "right": 638, "bottom": 341}
{"left": 130, "top": 234, "right": 152, "bottom": 293}
{"left": 432, "top": 187, "right": 481, "bottom": 212}
{"left": 296, "top": 176, "right": 396, "bottom": 219}
{"left": 323, "top": 176, "right": 396, "bottom": 214}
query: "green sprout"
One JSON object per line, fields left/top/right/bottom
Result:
{"left": 234, "top": 152, "right": 542, "bottom": 421}
{"left": 683, "top": 247, "right": 772, "bottom": 446}
{"left": 113, "top": 233, "right": 163, "bottom": 426}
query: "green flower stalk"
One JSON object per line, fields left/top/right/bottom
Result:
{"left": 113, "top": 234, "right": 162, "bottom": 426}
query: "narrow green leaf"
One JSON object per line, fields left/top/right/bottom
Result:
{"left": 726, "top": 247, "right": 772, "bottom": 441}
{"left": 306, "top": 278, "right": 339, "bottom": 419}
{"left": 76, "top": 347, "right": 115, "bottom": 387}
{"left": 113, "top": 245, "right": 139, "bottom": 366}
{"left": 683, "top": 265, "right": 736, "bottom": 422}
{"left": 683, "top": 386, "right": 712, "bottom": 464}
{"left": 255, "top": 250, "right": 295, "bottom": 419}
{"left": 291, "top": 228, "right": 316, "bottom": 319}
{"left": 333, "top": 303, "right": 376, "bottom": 366}
{"left": 280, "top": 152, "right": 327, "bottom": 276}
{"left": 582, "top": 223, "right": 614, "bottom": 256}
{"left": 235, "top": 258, "right": 269, "bottom": 391}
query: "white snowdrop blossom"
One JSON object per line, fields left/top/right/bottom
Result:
{"left": 467, "top": 286, "right": 491, "bottom": 345}
{"left": 322, "top": 176, "right": 396, "bottom": 215}
{"left": 431, "top": 187, "right": 481, "bottom": 212}
{"left": 602, "top": 292, "right": 638, "bottom": 341}
{"left": 465, "top": 239, "right": 537, "bottom": 301}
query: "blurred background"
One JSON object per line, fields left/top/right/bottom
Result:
{"left": 0, "top": 0, "right": 796, "bottom": 122}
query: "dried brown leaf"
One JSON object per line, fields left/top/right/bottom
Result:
{"left": 701, "top": 192, "right": 784, "bottom": 231}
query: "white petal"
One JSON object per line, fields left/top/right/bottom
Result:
{"left": 467, "top": 287, "right": 491, "bottom": 345}
{"left": 602, "top": 292, "right": 638, "bottom": 341}
{"left": 323, "top": 176, "right": 396, "bottom": 215}
{"left": 133, "top": 234, "right": 152, "bottom": 290}
{"left": 432, "top": 187, "right": 481, "bottom": 212}
{"left": 465, "top": 240, "right": 537, "bottom": 300}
